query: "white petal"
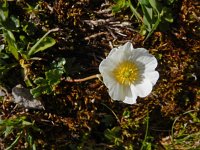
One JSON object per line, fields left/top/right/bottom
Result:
{"left": 134, "top": 48, "right": 148, "bottom": 54}
{"left": 106, "top": 48, "right": 127, "bottom": 65}
{"left": 120, "top": 42, "right": 134, "bottom": 52}
{"left": 100, "top": 70, "right": 116, "bottom": 88}
{"left": 133, "top": 78, "right": 153, "bottom": 97}
{"left": 123, "top": 91, "right": 137, "bottom": 104}
{"left": 144, "top": 71, "right": 159, "bottom": 85}
{"left": 128, "top": 48, "right": 148, "bottom": 61}
{"left": 107, "top": 42, "right": 132, "bottom": 61}
{"left": 99, "top": 69, "right": 131, "bottom": 101}
{"left": 104, "top": 42, "right": 140, "bottom": 67}
{"left": 117, "top": 42, "right": 136, "bottom": 60}
{"left": 99, "top": 58, "right": 116, "bottom": 75}
{"left": 107, "top": 48, "right": 118, "bottom": 57}
{"left": 108, "top": 83, "right": 132, "bottom": 101}
{"left": 136, "top": 55, "right": 158, "bottom": 72}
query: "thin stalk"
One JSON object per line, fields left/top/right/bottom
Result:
{"left": 28, "top": 28, "right": 59, "bottom": 57}
{"left": 171, "top": 109, "right": 197, "bottom": 147}
{"left": 66, "top": 74, "right": 101, "bottom": 82}
{"left": 101, "top": 103, "right": 121, "bottom": 124}
{"left": 140, "top": 110, "right": 149, "bottom": 150}
{"left": 128, "top": 0, "right": 143, "bottom": 22}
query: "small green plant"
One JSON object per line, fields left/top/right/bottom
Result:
{"left": 30, "top": 58, "right": 67, "bottom": 98}
{"left": 166, "top": 110, "right": 200, "bottom": 149}
{"left": 112, "top": 0, "right": 175, "bottom": 41}
{"left": 0, "top": 0, "right": 57, "bottom": 86}
{"left": 139, "top": 0, "right": 174, "bottom": 40}
{"left": 30, "top": 69, "right": 63, "bottom": 98}
{"left": 0, "top": 1, "right": 56, "bottom": 60}
{"left": 0, "top": 45, "right": 18, "bottom": 81}
{"left": 140, "top": 111, "right": 154, "bottom": 150}
{"left": 104, "top": 126, "right": 123, "bottom": 146}
{"left": 0, "top": 1, "right": 20, "bottom": 60}
{"left": 0, "top": 116, "right": 41, "bottom": 150}
{"left": 0, "top": 1, "right": 20, "bottom": 83}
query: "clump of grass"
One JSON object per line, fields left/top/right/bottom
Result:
{"left": 162, "top": 110, "right": 200, "bottom": 149}
{"left": 112, "top": 0, "right": 176, "bottom": 41}
{"left": 0, "top": 116, "right": 41, "bottom": 149}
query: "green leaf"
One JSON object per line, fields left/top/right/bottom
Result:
{"left": 164, "top": 14, "right": 173, "bottom": 23}
{"left": 28, "top": 28, "right": 59, "bottom": 57}
{"left": 144, "top": 17, "right": 160, "bottom": 41}
{"left": 30, "top": 84, "right": 50, "bottom": 98}
{"left": 141, "top": 5, "right": 154, "bottom": 31}
{"left": 5, "top": 132, "right": 22, "bottom": 150}
{"left": 22, "top": 22, "right": 37, "bottom": 36}
{"left": 22, "top": 120, "right": 33, "bottom": 126}
{"left": 0, "top": 1, "right": 8, "bottom": 22}
{"left": 32, "top": 144, "right": 37, "bottom": 150}
{"left": 112, "top": 4, "right": 122, "bottom": 13}
{"left": 28, "top": 36, "right": 56, "bottom": 57}
{"left": 2, "top": 29, "right": 19, "bottom": 60}
{"left": 27, "top": 134, "right": 33, "bottom": 146}
{"left": 45, "top": 69, "right": 62, "bottom": 85}
{"left": 0, "top": 1, "right": 19, "bottom": 31}
{"left": 30, "top": 90, "right": 42, "bottom": 98}
{"left": 167, "top": 0, "right": 175, "bottom": 4}
{"left": 4, "top": 15, "right": 20, "bottom": 30}
{"left": 104, "top": 126, "right": 121, "bottom": 141}
{"left": 10, "top": 15, "right": 20, "bottom": 28}
{"left": 161, "top": 7, "right": 173, "bottom": 23}
{"left": 143, "top": 16, "right": 151, "bottom": 31}
{"left": 112, "top": 0, "right": 129, "bottom": 13}
{"left": 30, "top": 69, "right": 62, "bottom": 98}
{"left": 139, "top": 0, "right": 150, "bottom": 5}
{"left": 128, "top": 0, "right": 143, "bottom": 22}
{"left": 34, "top": 77, "right": 47, "bottom": 84}
{"left": 31, "top": 69, "right": 62, "bottom": 98}
{"left": 0, "top": 48, "right": 9, "bottom": 59}
{"left": 4, "top": 126, "right": 13, "bottom": 137}
{"left": 145, "top": 6, "right": 153, "bottom": 20}
{"left": 30, "top": 86, "right": 42, "bottom": 97}
{"left": 149, "top": 0, "right": 159, "bottom": 12}
{"left": 52, "top": 57, "right": 66, "bottom": 72}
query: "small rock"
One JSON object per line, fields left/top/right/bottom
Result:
{"left": 0, "top": 86, "right": 7, "bottom": 97}
{"left": 12, "top": 84, "right": 44, "bottom": 110}
{"left": 0, "top": 90, "right": 6, "bottom": 97}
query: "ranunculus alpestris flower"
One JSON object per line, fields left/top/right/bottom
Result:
{"left": 99, "top": 42, "right": 159, "bottom": 104}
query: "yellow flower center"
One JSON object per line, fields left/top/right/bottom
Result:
{"left": 113, "top": 61, "right": 139, "bottom": 86}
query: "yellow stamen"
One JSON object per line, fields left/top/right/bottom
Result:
{"left": 113, "top": 61, "right": 139, "bottom": 86}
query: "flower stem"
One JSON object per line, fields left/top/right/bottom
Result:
{"left": 66, "top": 74, "right": 102, "bottom": 82}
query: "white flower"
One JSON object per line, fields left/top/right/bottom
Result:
{"left": 99, "top": 42, "right": 159, "bottom": 104}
